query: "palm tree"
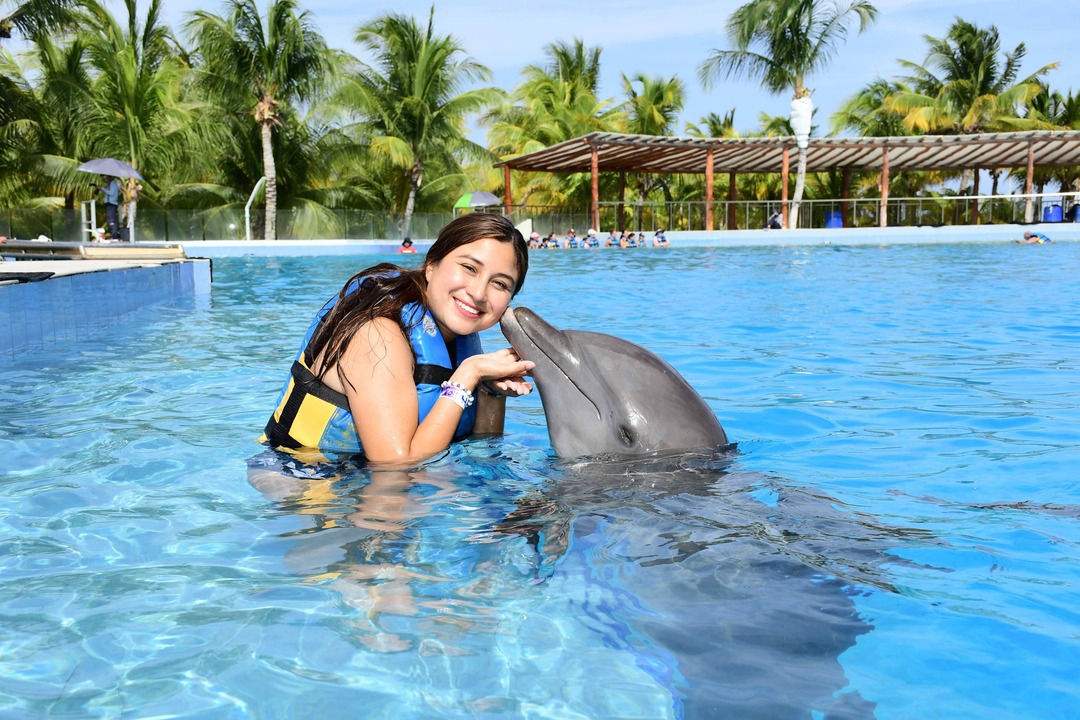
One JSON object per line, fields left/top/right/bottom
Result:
{"left": 338, "top": 9, "right": 501, "bottom": 238}
{"left": 0, "top": 34, "right": 95, "bottom": 216}
{"left": 832, "top": 78, "right": 912, "bottom": 137}
{"left": 699, "top": 0, "right": 878, "bottom": 228}
{"left": 80, "top": 0, "right": 198, "bottom": 239}
{"left": 538, "top": 38, "right": 602, "bottom": 98}
{"left": 883, "top": 19, "right": 1058, "bottom": 220}
{"left": 622, "top": 73, "right": 685, "bottom": 229}
{"left": 1, "top": 0, "right": 74, "bottom": 42}
{"left": 685, "top": 110, "right": 739, "bottom": 139}
{"left": 186, "top": 0, "right": 329, "bottom": 240}
{"left": 884, "top": 19, "right": 1056, "bottom": 136}
{"left": 483, "top": 39, "right": 622, "bottom": 210}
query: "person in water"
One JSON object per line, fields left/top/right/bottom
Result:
{"left": 261, "top": 214, "right": 535, "bottom": 465}
{"left": 1013, "top": 231, "right": 1052, "bottom": 244}
{"left": 397, "top": 237, "right": 417, "bottom": 253}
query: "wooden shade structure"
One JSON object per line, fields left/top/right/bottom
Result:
{"left": 494, "top": 130, "right": 1080, "bottom": 229}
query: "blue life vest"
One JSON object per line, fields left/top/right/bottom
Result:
{"left": 262, "top": 279, "right": 481, "bottom": 455}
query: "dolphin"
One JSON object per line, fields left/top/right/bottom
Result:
{"left": 500, "top": 306, "right": 729, "bottom": 459}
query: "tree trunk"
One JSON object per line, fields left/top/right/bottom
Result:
{"left": 953, "top": 168, "right": 972, "bottom": 225}
{"left": 402, "top": 161, "right": 422, "bottom": 239}
{"left": 789, "top": 146, "right": 807, "bottom": 229}
{"left": 262, "top": 122, "right": 277, "bottom": 241}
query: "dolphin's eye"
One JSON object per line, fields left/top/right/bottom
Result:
{"left": 618, "top": 426, "right": 634, "bottom": 446}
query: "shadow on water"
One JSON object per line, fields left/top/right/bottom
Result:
{"left": 247, "top": 443, "right": 932, "bottom": 719}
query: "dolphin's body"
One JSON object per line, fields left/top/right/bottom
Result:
{"left": 499, "top": 307, "right": 892, "bottom": 717}
{"left": 501, "top": 307, "right": 728, "bottom": 459}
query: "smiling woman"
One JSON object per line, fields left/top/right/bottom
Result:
{"left": 260, "top": 213, "right": 535, "bottom": 465}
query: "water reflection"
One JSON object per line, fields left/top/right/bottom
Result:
{"left": 247, "top": 446, "right": 928, "bottom": 719}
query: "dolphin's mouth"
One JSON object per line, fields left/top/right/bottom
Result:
{"left": 500, "top": 307, "right": 601, "bottom": 420}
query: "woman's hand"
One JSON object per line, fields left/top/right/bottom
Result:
{"left": 454, "top": 348, "right": 535, "bottom": 397}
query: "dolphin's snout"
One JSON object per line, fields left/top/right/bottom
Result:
{"left": 501, "top": 307, "right": 574, "bottom": 367}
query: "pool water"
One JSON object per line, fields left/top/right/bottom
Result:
{"left": 2, "top": 244, "right": 1079, "bottom": 719}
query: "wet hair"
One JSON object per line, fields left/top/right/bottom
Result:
{"left": 308, "top": 213, "right": 528, "bottom": 384}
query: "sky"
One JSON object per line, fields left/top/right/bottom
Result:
{"left": 150, "top": 0, "right": 1075, "bottom": 140}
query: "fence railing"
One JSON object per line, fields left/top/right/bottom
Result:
{"left": 2, "top": 193, "right": 1076, "bottom": 242}
{"left": 534, "top": 193, "right": 1079, "bottom": 233}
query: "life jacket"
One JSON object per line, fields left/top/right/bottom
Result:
{"left": 261, "top": 279, "right": 481, "bottom": 455}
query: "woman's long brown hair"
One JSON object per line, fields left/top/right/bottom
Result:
{"left": 307, "top": 213, "right": 528, "bottom": 386}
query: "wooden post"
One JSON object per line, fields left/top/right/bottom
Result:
{"left": 503, "top": 165, "right": 512, "bottom": 216}
{"left": 841, "top": 169, "right": 851, "bottom": 228}
{"left": 1024, "top": 144, "right": 1035, "bottom": 223}
{"left": 705, "top": 149, "right": 714, "bottom": 231}
{"left": 617, "top": 172, "right": 626, "bottom": 232}
{"left": 972, "top": 168, "right": 980, "bottom": 225}
{"left": 590, "top": 145, "right": 600, "bottom": 232}
{"left": 781, "top": 147, "right": 790, "bottom": 228}
{"left": 879, "top": 147, "right": 890, "bottom": 228}
{"left": 728, "top": 172, "right": 737, "bottom": 230}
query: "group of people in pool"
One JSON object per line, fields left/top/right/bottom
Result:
{"left": 262, "top": 214, "right": 534, "bottom": 466}
{"left": 527, "top": 227, "right": 670, "bottom": 250}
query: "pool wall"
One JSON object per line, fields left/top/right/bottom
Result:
{"left": 0, "top": 259, "right": 211, "bottom": 360}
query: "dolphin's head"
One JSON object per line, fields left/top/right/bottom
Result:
{"left": 501, "top": 307, "right": 728, "bottom": 459}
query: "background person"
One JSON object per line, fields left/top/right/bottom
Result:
{"left": 1013, "top": 231, "right": 1051, "bottom": 244}
{"left": 261, "top": 214, "right": 535, "bottom": 465}
{"left": 95, "top": 175, "right": 121, "bottom": 239}
{"left": 398, "top": 238, "right": 417, "bottom": 253}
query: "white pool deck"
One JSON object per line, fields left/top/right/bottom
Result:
{"left": 0, "top": 222, "right": 1071, "bottom": 359}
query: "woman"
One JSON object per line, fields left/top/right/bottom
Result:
{"left": 262, "top": 214, "right": 534, "bottom": 465}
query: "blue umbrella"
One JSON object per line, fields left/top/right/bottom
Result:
{"left": 77, "top": 158, "right": 144, "bottom": 180}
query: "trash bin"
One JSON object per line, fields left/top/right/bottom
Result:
{"left": 824, "top": 210, "right": 843, "bottom": 228}
{"left": 1043, "top": 204, "right": 1063, "bottom": 223}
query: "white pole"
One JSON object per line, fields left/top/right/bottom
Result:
{"left": 246, "top": 177, "right": 267, "bottom": 241}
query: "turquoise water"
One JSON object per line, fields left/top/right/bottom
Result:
{"left": 2, "top": 244, "right": 1079, "bottom": 718}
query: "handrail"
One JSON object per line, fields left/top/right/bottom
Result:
{"left": 245, "top": 177, "right": 267, "bottom": 241}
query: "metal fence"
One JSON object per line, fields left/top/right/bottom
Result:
{"left": 0, "top": 206, "right": 458, "bottom": 242}
{"left": 2, "top": 193, "right": 1077, "bottom": 242}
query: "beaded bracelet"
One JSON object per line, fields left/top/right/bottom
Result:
{"left": 439, "top": 381, "right": 474, "bottom": 409}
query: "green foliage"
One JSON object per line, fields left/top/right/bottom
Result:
{"left": 699, "top": 0, "right": 878, "bottom": 96}
{"left": 884, "top": 18, "right": 1057, "bottom": 134}
{"left": 335, "top": 8, "right": 502, "bottom": 236}
{"left": 1, "top": 3, "right": 1075, "bottom": 228}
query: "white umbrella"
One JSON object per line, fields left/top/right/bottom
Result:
{"left": 77, "top": 158, "right": 144, "bottom": 180}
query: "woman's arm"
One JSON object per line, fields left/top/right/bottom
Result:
{"left": 338, "top": 318, "right": 532, "bottom": 465}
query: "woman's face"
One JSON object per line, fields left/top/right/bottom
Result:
{"left": 424, "top": 238, "right": 520, "bottom": 340}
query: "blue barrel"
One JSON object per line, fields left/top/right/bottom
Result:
{"left": 1043, "top": 204, "right": 1063, "bottom": 222}
{"left": 825, "top": 210, "right": 843, "bottom": 228}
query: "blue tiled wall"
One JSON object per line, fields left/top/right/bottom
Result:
{"left": 1, "top": 260, "right": 210, "bottom": 360}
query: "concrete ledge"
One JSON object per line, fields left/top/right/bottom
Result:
{"left": 0, "top": 258, "right": 211, "bottom": 360}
